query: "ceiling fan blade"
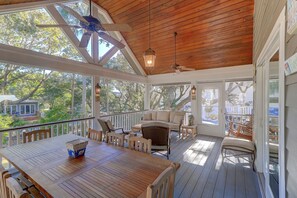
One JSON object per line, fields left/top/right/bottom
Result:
{"left": 36, "top": 24, "right": 82, "bottom": 28}
{"left": 101, "top": 24, "right": 132, "bottom": 32}
{"left": 98, "top": 32, "right": 125, "bottom": 49}
{"left": 57, "top": 3, "right": 89, "bottom": 25}
{"left": 79, "top": 31, "right": 92, "bottom": 48}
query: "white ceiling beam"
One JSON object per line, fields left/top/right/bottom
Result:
{"left": 99, "top": 46, "right": 119, "bottom": 66}
{"left": 92, "top": 5, "right": 99, "bottom": 63}
{"left": 0, "top": 0, "right": 79, "bottom": 14}
{"left": 91, "top": 2, "right": 146, "bottom": 76}
{"left": 147, "top": 64, "right": 254, "bottom": 84}
{"left": 46, "top": 5, "right": 94, "bottom": 64}
{"left": 0, "top": 43, "right": 147, "bottom": 84}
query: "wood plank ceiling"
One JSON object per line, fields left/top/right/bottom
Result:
{"left": 1, "top": 0, "right": 254, "bottom": 75}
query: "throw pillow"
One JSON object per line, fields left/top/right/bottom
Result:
{"left": 173, "top": 115, "right": 184, "bottom": 124}
{"left": 169, "top": 112, "right": 176, "bottom": 123}
{"left": 151, "top": 111, "right": 157, "bottom": 120}
{"left": 157, "top": 111, "right": 170, "bottom": 122}
{"left": 143, "top": 113, "right": 152, "bottom": 120}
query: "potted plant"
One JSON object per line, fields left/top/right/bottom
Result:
{"left": 188, "top": 115, "right": 194, "bottom": 126}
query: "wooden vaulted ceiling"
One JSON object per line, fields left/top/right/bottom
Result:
{"left": 95, "top": 0, "right": 254, "bottom": 75}
{"left": 1, "top": 0, "right": 254, "bottom": 75}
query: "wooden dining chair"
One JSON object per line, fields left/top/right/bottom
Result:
{"left": 129, "top": 136, "right": 152, "bottom": 154}
{"left": 0, "top": 166, "right": 10, "bottom": 198}
{"left": 23, "top": 129, "right": 51, "bottom": 143}
{"left": 6, "top": 177, "right": 29, "bottom": 198}
{"left": 106, "top": 132, "right": 125, "bottom": 147}
{"left": 87, "top": 128, "right": 102, "bottom": 142}
{"left": 146, "top": 163, "right": 177, "bottom": 198}
{"left": 141, "top": 122, "right": 171, "bottom": 159}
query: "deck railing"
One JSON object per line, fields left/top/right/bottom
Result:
{"left": 100, "top": 110, "right": 192, "bottom": 131}
{"left": 224, "top": 113, "right": 253, "bottom": 133}
{"left": 100, "top": 110, "right": 147, "bottom": 131}
{"left": 0, "top": 117, "right": 94, "bottom": 148}
{"left": 0, "top": 110, "right": 192, "bottom": 148}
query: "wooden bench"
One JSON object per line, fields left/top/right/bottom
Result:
{"left": 221, "top": 137, "right": 256, "bottom": 171}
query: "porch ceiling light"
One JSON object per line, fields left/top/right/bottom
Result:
{"left": 95, "top": 83, "right": 101, "bottom": 102}
{"left": 191, "top": 86, "right": 196, "bottom": 95}
{"left": 143, "top": 0, "right": 156, "bottom": 68}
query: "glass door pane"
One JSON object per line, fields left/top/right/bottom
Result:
{"left": 201, "top": 88, "right": 219, "bottom": 125}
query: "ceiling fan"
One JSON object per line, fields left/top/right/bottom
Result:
{"left": 36, "top": 0, "right": 132, "bottom": 48}
{"left": 171, "top": 32, "right": 195, "bottom": 73}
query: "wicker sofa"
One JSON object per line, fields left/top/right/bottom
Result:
{"left": 139, "top": 111, "right": 186, "bottom": 134}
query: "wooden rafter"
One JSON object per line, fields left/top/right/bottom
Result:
{"left": 98, "top": 46, "right": 118, "bottom": 66}
{"left": 46, "top": 4, "right": 94, "bottom": 64}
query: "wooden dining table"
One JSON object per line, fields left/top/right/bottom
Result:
{"left": 0, "top": 134, "right": 178, "bottom": 198}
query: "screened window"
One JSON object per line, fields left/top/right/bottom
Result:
{"left": 150, "top": 84, "right": 191, "bottom": 111}
{"left": 100, "top": 78, "right": 144, "bottom": 114}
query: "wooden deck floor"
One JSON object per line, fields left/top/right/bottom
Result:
{"left": 167, "top": 134, "right": 262, "bottom": 198}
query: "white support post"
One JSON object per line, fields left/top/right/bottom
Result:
{"left": 92, "top": 76, "right": 101, "bottom": 130}
{"left": 190, "top": 81, "right": 199, "bottom": 125}
{"left": 144, "top": 84, "right": 151, "bottom": 110}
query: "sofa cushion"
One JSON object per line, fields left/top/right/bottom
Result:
{"left": 169, "top": 112, "right": 176, "bottom": 123}
{"left": 170, "top": 111, "right": 186, "bottom": 122}
{"left": 173, "top": 115, "right": 184, "bottom": 124}
{"left": 221, "top": 137, "right": 255, "bottom": 152}
{"left": 151, "top": 111, "right": 157, "bottom": 120}
{"left": 143, "top": 113, "right": 152, "bottom": 120}
{"left": 157, "top": 111, "right": 170, "bottom": 122}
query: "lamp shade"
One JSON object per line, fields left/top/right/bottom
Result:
{"left": 95, "top": 83, "right": 101, "bottom": 95}
{"left": 143, "top": 48, "right": 156, "bottom": 68}
{"left": 191, "top": 86, "right": 196, "bottom": 95}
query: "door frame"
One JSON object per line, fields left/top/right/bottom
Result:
{"left": 255, "top": 7, "right": 286, "bottom": 198}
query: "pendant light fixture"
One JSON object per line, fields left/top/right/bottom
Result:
{"left": 143, "top": 0, "right": 156, "bottom": 68}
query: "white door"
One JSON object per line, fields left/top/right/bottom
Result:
{"left": 197, "top": 83, "right": 224, "bottom": 137}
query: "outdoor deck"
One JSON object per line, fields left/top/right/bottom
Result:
{"left": 169, "top": 134, "right": 261, "bottom": 198}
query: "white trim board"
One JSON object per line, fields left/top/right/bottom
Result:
{"left": 0, "top": 0, "right": 78, "bottom": 14}
{"left": 255, "top": 7, "right": 286, "bottom": 198}
{"left": 0, "top": 43, "right": 147, "bottom": 84}
{"left": 147, "top": 64, "right": 253, "bottom": 84}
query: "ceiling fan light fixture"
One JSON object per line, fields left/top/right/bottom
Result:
{"left": 143, "top": 48, "right": 156, "bottom": 68}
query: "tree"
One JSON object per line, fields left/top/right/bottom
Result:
{"left": 150, "top": 85, "right": 191, "bottom": 111}
{"left": 100, "top": 53, "right": 143, "bottom": 114}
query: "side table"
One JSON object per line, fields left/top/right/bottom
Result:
{"left": 181, "top": 125, "right": 197, "bottom": 139}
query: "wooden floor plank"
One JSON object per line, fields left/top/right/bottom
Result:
{"left": 189, "top": 137, "right": 221, "bottom": 198}
{"left": 170, "top": 133, "right": 261, "bottom": 198}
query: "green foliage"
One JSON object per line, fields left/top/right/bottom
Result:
{"left": 11, "top": 118, "right": 29, "bottom": 127}
{"left": 104, "top": 52, "right": 136, "bottom": 74}
{"left": 0, "top": 115, "right": 13, "bottom": 129}
{"left": 41, "top": 104, "right": 72, "bottom": 123}
{"left": 0, "top": 8, "right": 83, "bottom": 61}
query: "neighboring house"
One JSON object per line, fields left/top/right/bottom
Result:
{"left": 0, "top": 95, "right": 39, "bottom": 117}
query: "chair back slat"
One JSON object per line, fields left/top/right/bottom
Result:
{"left": 0, "top": 165, "right": 10, "bottom": 198}
{"left": 107, "top": 132, "right": 124, "bottom": 147}
{"left": 129, "top": 137, "right": 151, "bottom": 154}
{"left": 146, "top": 163, "right": 177, "bottom": 198}
{"left": 87, "top": 128, "right": 102, "bottom": 142}
{"left": 23, "top": 129, "right": 51, "bottom": 144}
{"left": 6, "top": 177, "right": 29, "bottom": 198}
